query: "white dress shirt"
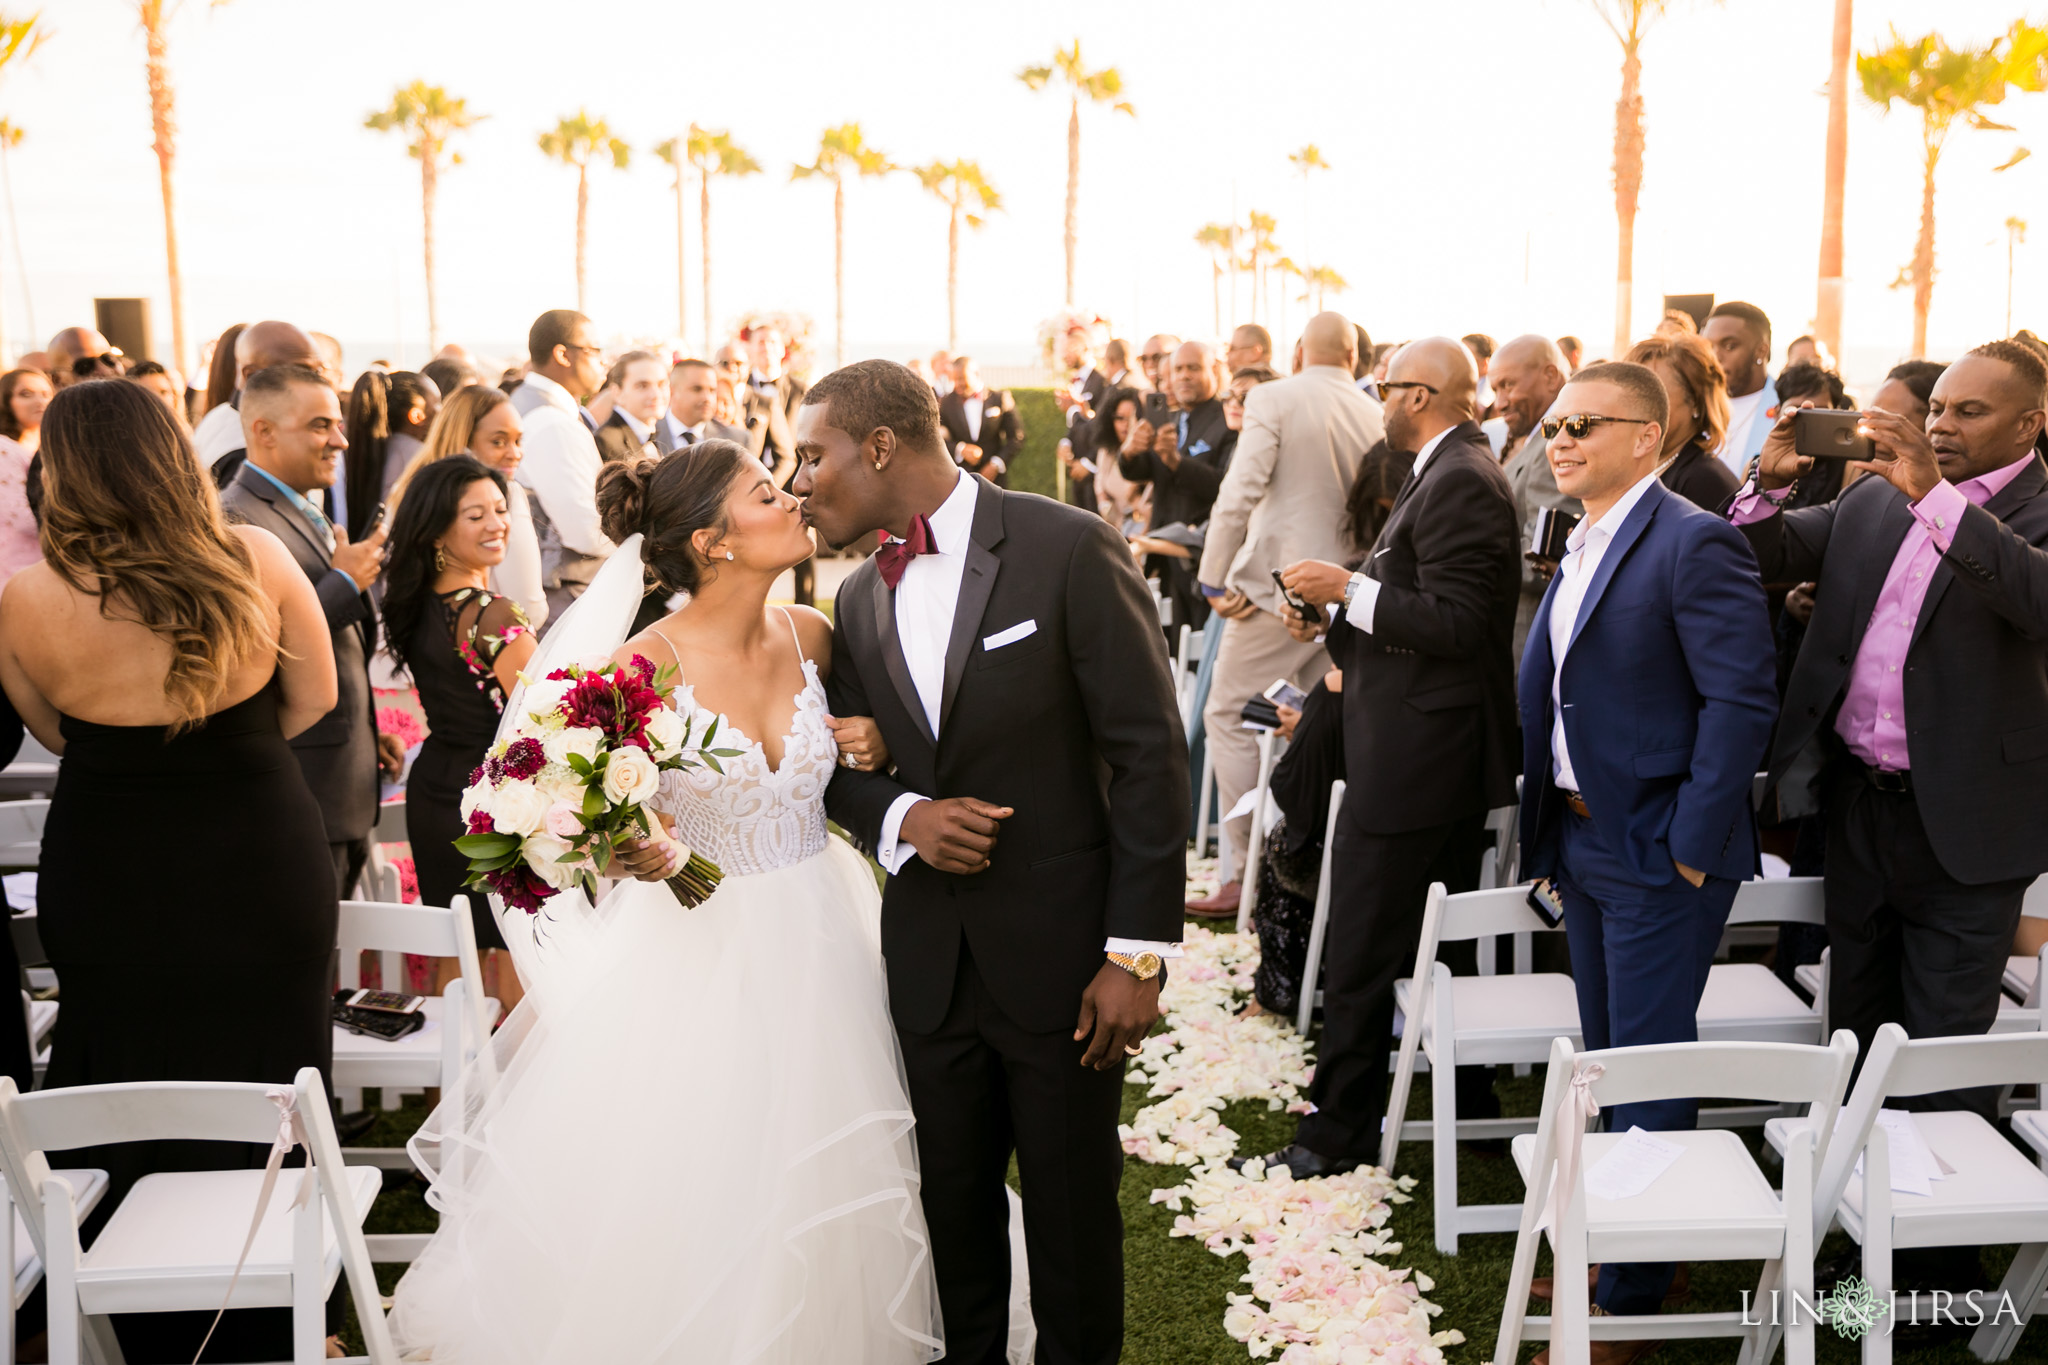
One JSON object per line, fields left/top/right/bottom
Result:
{"left": 1718, "top": 386, "right": 1769, "bottom": 478}
{"left": 962, "top": 395, "right": 985, "bottom": 442}
{"left": 1343, "top": 425, "right": 1457, "bottom": 636}
{"left": 1548, "top": 472, "right": 1659, "bottom": 791}
{"left": 615, "top": 407, "right": 654, "bottom": 446}
{"left": 490, "top": 481, "right": 549, "bottom": 628}
{"left": 873, "top": 470, "right": 1177, "bottom": 960}
{"left": 192, "top": 400, "right": 244, "bottom": 465}
{"left": 515, "top": 371, "right": 614, "bottom": 559}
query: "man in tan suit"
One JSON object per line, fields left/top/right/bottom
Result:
{"left": 1189, "top": 312, "right": 1384, "bottom": 913}
{"left": 1489, "top": 335, "right": 1582, "bottom": 656}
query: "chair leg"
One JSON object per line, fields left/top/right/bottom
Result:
{"left": 1433, "top": 1043, "right": 1460, "bottom": 1256}
{"left": 79, "top": 1318, "right": 122, "bottom": 1365}
{"left": 1739, "top": 1257, "right": 1784, "bottom": 1365}
{"left": 1494, "top": 1218, "right": 1544, "bottom": 1365}
{"left": 1970, "top": 1241, "right": 2048, "bottom": 1361}
{"left": 42, "top": 1180, "right": 77, "bottom": 1365}
{"left": 1864, "top": 1232, "right": 1891, "bottom": 1365}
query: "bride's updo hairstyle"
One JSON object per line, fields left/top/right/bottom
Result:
{"left": 596, "top": 439, "right": 755, "bottom": 594}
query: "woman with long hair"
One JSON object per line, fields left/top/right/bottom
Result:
{"left": 0, "top": 368, "right": 53, "bottom": 582}
{"left": 1091, "top": 385, "right": 1149, "bottom": 532}
{"left": 344, "top": 368, "right": 441, "bottom": 538}
{"left": 1626, "top": 331, "right": 1742, "bottom": 511}
{"left": 381, "top": 455, "right": 536, "bottom": 1012}
{"left": 125, "top": 359, "right": 189, "bottom": 430}
{"left": 0, "top": 378, "right": 339, "bottom": 1360}
{"left": 395, "top": 384, "right": 545, "bottom": 626}
{"left": 197, "top": 321, "right": 245, "bottom": 421}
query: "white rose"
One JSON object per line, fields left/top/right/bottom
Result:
{"left": 460, "top": 780, "right": 491, "bottom": 821}
{"left": 521, "top": 833, "right": 583, "bottom": 891}
{"left": 642, "top": 706, "right": 685, "bottom": 756}
{"left": 543, "top": 725, "right": 604, "bottom": 767}
{"left": 522, "top": 679, "right": 573, "bottom": 722}
{"left": 535, "top": 761, "right": 587, "bottom": 805}
{"left": 490, "top": 778, "right": 549, "bottom": 836}
{"left": 601, "top": 746, "right": 661, "bottom": 806}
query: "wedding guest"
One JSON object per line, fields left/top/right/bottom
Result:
{"left": 0, "top": 378, "right": 338, "bottom": 1361}
{"left": 196, "top": 321, "right": 245, "bottom": 422}
{"left": 125, "top": 360, "right": 188, "bottom": 429}
{"left": 1656, "top": 309, "right": 1699, "bottom": 337}
{"left": 1703, "top": 300, "right": 1775, "bottom": 478}
{"left": 1464, "top": 332, "right": 1496, "bottom": 412}
{"left": 661, "top": 358, "right": 749, "bottom": 453}
{"left": 743, "top": 324, "right": 814, "bottom": 604}
{"left": 1784, "top": 334, "right": 1837, "bottom": 373}
{"left": 1226, "top": 324, "right": 1274, "bottom": 374}
{"left": 421, "top": 354, "right": 479, "bottom": 402}
{"left": 0, "top": 368, "right": 50, "bottom": 583}
{"left": 1557, "top": 335, "right": 1584, "bottom": 373}
{"left": 194, "top": 319, "right": 324, "bottom": 475}
{"left": 44, "top": 327, "right": 113, "bottom": 389}
{"left": 595, "top": 350, "right": 668, "bottom": 464}
{"left": 1091, "top": 387, "right": 1149, "bottom": 532}
{"left": 1247, "top": 668, "right": 1344, "bottom": 1017}
{"left": 715, "top": 341, "right": 791, "bottom": 473}
{"left": 310, "top": 332, "right": 345, "bottom": 388}
{"left": 381, "top": 455, "right": 536, "bottom": 1012}
{"left": 398, "top": 384, "right": 546, "bottom": 627}
{"left": 344, "top": 369, "right": 441, "bottom": 535}
{"left": 939, "top": 356, "right": 1023, "bottom": 486}
{"left": 928, "top": 349, "right": 954, "bottom": 397}
{"left": 1626, "top": 332, "right": 1741, "bottom": 511}
{"left": 511, "top": 310, "right": 615, "bottom": 618}
{"left": 223, "top": 363, "right": 400, "bottom": 899}
{"left": 1489, "top": 335, "right": 1581, "bottom": 654}
{"left": 1121, "top": 340, "right": 1236, "bottom": 631}
{"left": 1770, "top": 362, "right": 1852, "bottom": 509}
{"left": 1137, "top": 333, "right": 1181, "bottom": 421}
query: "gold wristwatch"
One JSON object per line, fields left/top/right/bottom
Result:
{"left": 1106, "top": 951, "right": 1162, "bottom": 980}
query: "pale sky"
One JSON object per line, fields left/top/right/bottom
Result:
{"left": 10, "top": 0, "right": 2046, "bottom": 385}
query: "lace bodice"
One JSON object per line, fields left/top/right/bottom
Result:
{"left": 649, "top": 657, "right": 835, "bottom": 877}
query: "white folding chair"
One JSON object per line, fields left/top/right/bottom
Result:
{"left": 2002, "top": 877, "right": 2048, "bottom": 1002}
{"left": 0, "top": 1163, "right": 106, "bottom": 1365}
{"left": 1496, "top": 1031, "right": 1858, "bottom": 1365}
{"left": 1698, "top": 879, "right": 1828, "bottom": 1049}
{"left": 1234, "top": 729, "right": 1279, "bottom": 933}
{"left": 1192, "top": 749, "right": 1218, "bottom": 866}
{"left": 1473, "top": 804, "right": 1523, "bottom": 977}
{"left": 1293, "top": 779, "right": 1345, "bottom": 1037}
{"left": 0, "top": 1067, "right": 396, "bottom": 1365}
{"left": 1767, "top": 1024, "right": 2048, "bottom": 1363}
{"left": 0, "top": 803, "right": 45, "bottom": 870}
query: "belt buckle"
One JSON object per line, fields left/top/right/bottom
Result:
{"left": 1868, "top": 766, "right": 1910, "bottom": 794}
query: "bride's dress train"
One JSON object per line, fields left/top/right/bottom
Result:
{"left": 389, "top": 590, "right": 944, "bottom": 1363}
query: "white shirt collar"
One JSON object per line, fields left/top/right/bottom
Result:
{"left": 923, "top": 468, "right": 978, "bottom": 556}
{"left": 520, "top": 369, "right": 577, "bottom": 415}
{"left": 1408, "top": 425, "right": 1458, "bottom": 481}
{"left": 1568, "top": 472, "right": 1660, "bottom": 554}
{"left": 616, "top": 408, "right": 652, "bottom": 443}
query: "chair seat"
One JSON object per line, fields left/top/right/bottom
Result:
{"left": 75, "top": 1164, "right": 382, "bottom": 1314}
{"left": 1697, "top": 964, "right": 1821, "bottom": 1044}
{"left": 1990, "top": 996, "right": 2043, "bottom": 1035}
{"left": 1793, "top": 962, "right": 1824, "bottom": 1000}
{"left": 331, "top": 995, "right": 495, "bottom": 1088}
{"left": 1511, "top": 1128, "right": 1787, "bottom": 1262}
{"left": 1767, "top": 1111, "right": 2048, "bottom": 1249}
{"left": 1395, "top": 972, "right": 1581, "bottom": 1066}
{"left": 2005, "top": 956, "right": 2038, "bottom": 1002}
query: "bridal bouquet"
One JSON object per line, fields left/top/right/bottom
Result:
{"left": 454, "top": 655, "right": 740, "bottom": 913}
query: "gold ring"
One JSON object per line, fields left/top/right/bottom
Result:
{"left": 1123, "top": 1045, "right": 1143, "bottom": 1056}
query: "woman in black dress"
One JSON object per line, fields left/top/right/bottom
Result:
{"left": 380, "top": 456, "right": 536, "bottom": 1013}
{"left": 1625, "top": 332, "right": 1743, "bottom": 513}
{"left": 1248, "top": 672, "right": 1345, "bottom": 1017}
{"left": 0, "top": 379, "right": 339, "bottom": 1358}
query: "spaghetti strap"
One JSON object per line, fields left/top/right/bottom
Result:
{"left": 778, "top": 606, "right": 810, "bottom": 667}
{"left": 646, "top": 624, "right": 686, "bottom": 682}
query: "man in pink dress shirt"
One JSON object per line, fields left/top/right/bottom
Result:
{"left": 1733, "top": 339, "right": 2048, "bottom": 1116}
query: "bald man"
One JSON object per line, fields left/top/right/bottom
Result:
{"left": 1188, "top": 313, "right": 1383, "bottom": 913}
{"left": 193, "top": 319, "right": 325, "bottom": 473}
{"left": 1238, "top": 337, "right": 1521, "bottom": 1179}
{"left": 1490, "top": 335, "right": 1584, "bottom": 655}
{"left": 1121, "top": 340, "right": 1237, "bottom": 634}
{"left": 46, "top": 327, "right": 115, "bottom": 388}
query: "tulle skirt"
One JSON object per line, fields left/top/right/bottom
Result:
{"left": 389, "top": 837, "right": 943, "bottom": 1364}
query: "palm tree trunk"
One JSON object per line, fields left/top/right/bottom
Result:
{"left": 143, "top": 2, "right": 187, "bottom": 373}
{"left": 946, "top": 198, "right": 959, "bottom": 355}
{"left": 1063, "top": 94, "right": 1079, "bottom": 306}
{"left": 422, "top": 147, "right": 439, "bottom": 353}
{"left": 1210, "top": 260, "right": 1220, "bottom": 336}
{"left": 700, "top": 172, "right": 713, "bottom": 356}
{"left": 1814, "top": 0, "right": 1852, "bottom": 361}
{"left": 833, "top": 175, "right": 845, "bottom": 367}
{"left": 673, "top": 168, "right": 686, "bottom": 342}
{"left": 574, "top": 161, "right": 589, "bottom": 315}
{"left": 1611, "top": 38, "right": 1645, "bottom": 359}
{"left": 1911, "top": 136, "right": 1938, "bottom": 359}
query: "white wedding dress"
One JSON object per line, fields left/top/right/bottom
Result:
{"left": 389, "top": 541, "right": 944, "bottom": 1363}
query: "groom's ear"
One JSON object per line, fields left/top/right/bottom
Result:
{"left": 867, "top": 425, "right": 896, "bottom": 472}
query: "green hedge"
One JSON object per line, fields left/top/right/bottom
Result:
{"left": 1007, "top": 388, "right": 1065, "bottom": 500}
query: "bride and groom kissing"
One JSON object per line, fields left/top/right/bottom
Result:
{"left": 388, "top": 360, "right": 1190, "bottom": 1364}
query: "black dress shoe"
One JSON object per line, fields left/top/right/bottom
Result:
{"left": 335, "top": 1109, "right": 379, "bottom": 1144}
{"left": 1226, "top": 1143, "right": 1363, "bottom": 1179}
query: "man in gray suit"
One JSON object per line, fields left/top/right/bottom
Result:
{"left": 660, "top": 358, "right": 751, "bottom": 454}
{"left": 1489, "top": 335, "right": 1583, "bottom": 655}
{"left": 220, "top": 363, "right": 399, "bottom": 897}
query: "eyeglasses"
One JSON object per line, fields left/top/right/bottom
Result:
{"left": 1378, "top": 380, "right": 1438, "bottom": 401}
{"left": 72, "top": 353, "right": 124, "bottom": 378}
{"left": 716, "top": 357, "right": 748, "bottom": 370}
{"left": 1139, "top": 352, "right": 1170, "bottom": 365}
{"left": 1541, "top": 413, "right": 1653, "bottom": 441}
{"left": 1221, "top": 390, "right": 1248, "bottom": 406}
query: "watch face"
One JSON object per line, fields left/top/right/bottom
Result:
{"left": 1136, "top": 953, "right": 1162, "bottom": 977}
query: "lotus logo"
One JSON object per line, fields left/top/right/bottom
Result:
{"left": 1822, "top": 1275, "right": 1888, "bottom": 1341}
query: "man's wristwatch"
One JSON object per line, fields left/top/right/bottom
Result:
{"left": 1106, "top": 951, "right": 1162, "bottom": 981}
{"left": 1341, "top": 572, "right": 1369, "bottom": 613}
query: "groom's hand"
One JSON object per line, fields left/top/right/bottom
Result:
{"left": 1075, "top": 963, "right": 1162, "bottom": 1070}
{"left": 902, "top": 797, "right": 1013, "bottom": 874}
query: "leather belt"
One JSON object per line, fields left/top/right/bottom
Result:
{"left": 1860, "top": 763, "right": 1914, "bottom": 795}
{"left": 1563, "top": 791, "right": 1591, "bottom": 819}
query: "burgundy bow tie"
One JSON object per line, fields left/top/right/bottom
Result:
{"left": 874, "top": 514, "right": 936, "bottom": 590}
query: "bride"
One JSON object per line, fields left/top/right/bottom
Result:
{"left": 389, "top": 440, "right": 944, "bottom": 1363}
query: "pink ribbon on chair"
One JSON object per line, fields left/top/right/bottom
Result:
{"left": 190, "top": 1089, "right": 317, "bottom": 1364}
{"left": 1547, "top": 1061, "right": 1606, "bottom": 1235}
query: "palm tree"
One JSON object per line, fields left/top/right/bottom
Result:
{"left": 1301, "top": 263, "right": 1349, "bottom": 313}
{"left": 0, "top": 12, "right": 44, "bottom": 364}
{"left": 1860, "top": 21, "right": 2047, "bottom": 357}
{"left": 686, "top": 125, "right": 760, "bottom": 354}
{"left": 791, "top": 123, "right": 892, "bottom": 368}
{"left": 653, "top": 138, "right": 686, "bottom": 340}
{"left": 1243, "top": 211, "right": 1280, "bottom": 325}
{"left": 1288, "top": 143, "right": 1331, "bottom": 264}
{"left": 913, "top": 160, "right": 1001, "bottom": 354}
{"left": 366, "top": 82, "right": 482, "bottom": 353}
{"left": 537, "top": 111, "right": 630, "bottom": 314}
{"left": 1194, "top": 222, "right": 1235, "bottom": 335}
{"left": 1814, "top": 0, "right": 1854, "bottom": 363}
{"left": 1018, "top": 40, "right": 1134, "bottom": 306}
{"left": 136, "top": 0, "right": 200, "bottom": 372}
{"left": 2008, "top": 216, "right": 2028, "bottom": 335}
{"left": 0, "top": 121, "right": 27, "bottom": 353}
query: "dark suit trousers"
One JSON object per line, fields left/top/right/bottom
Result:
{"left": 1294, "top": 801, "right": 1495, "bottom": 1160}
{"left": 328, "top": 838, "right": 368, "bottom": 903}
{"left": 1825, "top": 773, "right": 2028, "bottom": 1118}
{"left": 897, "top": 945, "right": 1125, "bottom": 1365}
{"left": 1554, "top": 806, "right": 1736, "bottom": 1316}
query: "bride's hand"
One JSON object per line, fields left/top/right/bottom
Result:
{"left": 827, "top": 715, "right": 890, "bottom": 773}
{"left": 616, "top": 830, "right": 685, "bottom": 882}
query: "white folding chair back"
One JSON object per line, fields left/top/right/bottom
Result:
{"left": 0, "top": 1068, "right": 396, "bottom": 1364}
{"left": 1293, "top": 779, "right": 1345, "bottom": 1037}
{"left": 1234, "top": 729, "right": 1279, "bottom": 932}
{"left": 1699, "top": 878, "right": 1827, "bottom": 1048}
{"left": 0, "top": 803, "right": 45, "bottom": 870}
{"left": 332, "top": 897, "right": 495, "bottom": 1127}
{"left": 1496, "top": 1031, "right": 1857, "bottom": 1365}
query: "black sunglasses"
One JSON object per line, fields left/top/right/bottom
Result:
{"left": 1378, "top": 380, "right": 1438, "bottom": 400}
{"left": 1542, "top": 412, "right": 1653, "bottom": 441}
{"left": 72, "top": 353, "right": 123, "bottom": 377}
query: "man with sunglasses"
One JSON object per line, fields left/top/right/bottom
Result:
{"left": 1515, "top": 364, "right": 1775, "bottom": 1353}
{"left": 46, "top": 327, "right": 118, "bottom": 390}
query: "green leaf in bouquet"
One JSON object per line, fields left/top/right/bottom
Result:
{"left": 474, "top": 850, "right": 524, "bottom": 872}
{"left": 454, "top": 832, "right": 522, "bottom": 858}
{"left": 592, "top": 840, "right": 613, "bottom": 874}
{"left": 567, "top": 753, "right": 593, "bottom": 776}
{"left": 553, "top": 849, "right": 583, "bottom": 864}
{"left": 702, "top": 717, "right": 720, "bottom": 746}
{"left": 701, "top": 753, "right": 724, "bottom": 775}
{"left": 583, "top": 786, "right": 606, "bottom": 817}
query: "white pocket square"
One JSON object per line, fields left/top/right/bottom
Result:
{"left": 983, "top": 620, "right": 1038, "bottom": 650}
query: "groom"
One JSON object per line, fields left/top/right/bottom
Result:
{"left": 797, "top": 361, "right": 1189, "bottom": 1365}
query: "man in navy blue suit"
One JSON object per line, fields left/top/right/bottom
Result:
{"left": 1518, "top": 361, "right": 1777, "bottom": 1352}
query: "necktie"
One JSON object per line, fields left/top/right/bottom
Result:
{"left": 681, "top": 429, "right": 696, "bottom": 446}
{"left": 1177, "top": 412, "right": 1190, "bottom": 449}
{"left": 873, "top": 514, "right": 936, "bottom": 590}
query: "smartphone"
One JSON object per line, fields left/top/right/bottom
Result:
{"left": 1792, "top": 408, "right": 1875, "bottom": 462}
{"left": 339, "top": 988, "right": 424, "bottom": 1015}
{"left": 1526, "top": 880, "right": 1565, "bottom": 929}
{"left": 370, "top": 500, "right": 390, "bottom": 533}
{"left": 1270, "top": 569, "right": 1322, "bottom": 626}
{"left": 1263, "top": 678, "right": 1309, "bottom": 711}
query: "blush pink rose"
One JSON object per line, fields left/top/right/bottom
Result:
{"left": 542, "top": 800, "right": 583, "bottom": 840}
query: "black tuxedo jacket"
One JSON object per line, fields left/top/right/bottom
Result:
{"left": 743, "top": 383, "right": 799, "bottom": 487}
{"left": 219, "top": 464, "right": 379, "bottom": 844}
{"left": 1326, "top": 422, "right": 1521, "bottom": 833}
{"left": 1065, "top": 367, "right": 1109, "bottom": 435}
{"left": 1740, "top": 456, "right": 2048, "bottom": 883}
{"left": 1119, "top": 397, "right": 1236, "bottom": 529}
{"left": 1659, "top": 437, "right": 1741, "bottom": 513}
{"left": 594, "top": 411, "right": 658, "bottom": 465}
{"left": 939, "top": 389, "right": 1024, "bottom": 486}
{"left": 824, "top": 481, "right": 1189, "bottom": 1035}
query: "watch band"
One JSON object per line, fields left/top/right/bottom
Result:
{"left": 1106, "top": 951, "right": 1162, "bottom": 981}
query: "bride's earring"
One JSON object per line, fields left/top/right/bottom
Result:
{"left": 434, "top": 544, "right": 447, "bottom": 572}
{"left": 725, "top": 550, "right": 735, "bottom": 561}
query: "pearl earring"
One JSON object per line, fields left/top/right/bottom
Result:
{"left": 874, "top": 459, "right": 883, "bottom": 470}
{"left": 725, "top": 550, "right": 735, "bottom": 561}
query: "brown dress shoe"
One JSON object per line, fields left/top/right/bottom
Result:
{"left": 1530, "top": 1263, "right": 1691, "bottom": 1305}
{"left": 1185, "top": 881, "right": 1242, "bottom": 918}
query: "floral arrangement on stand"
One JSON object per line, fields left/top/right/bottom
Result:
{"left": 1126, "top": 927, "right": 1465, "bottom": 1364}
{"left": 733, "top": 310, "right": 818, "bottom": 381}
{"left": 1035, "top": 306, "right": 1110, "bottom": 376}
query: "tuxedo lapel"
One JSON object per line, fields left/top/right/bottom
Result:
{"left": 1566, "top": 478, "right": 1663, "bottom": 654}
{"left": 868, "top": 568, "right": 933, "bottom": 747}
{"left": 939, "top": 480, "right": 1005, "bottom": 735}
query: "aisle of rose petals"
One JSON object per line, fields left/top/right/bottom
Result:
{"left": 1123, "top": 926, "right": 1466, "bottom": 1364}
